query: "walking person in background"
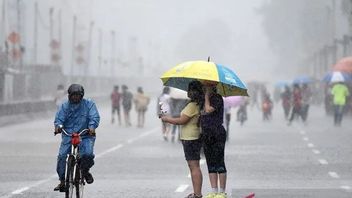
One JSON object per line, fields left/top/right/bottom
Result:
{"left": 110, "top": 85, "right": 121, "bottom": 125}
{"left": 158, "top": 87, "right": 172, "bottom": 141}
{"left": 160, "top": 80, "right": 204, "bottom": 198}
{"left": 121, "top": 85, "right": 133, "bottom": 127}
{"left": 331, "top": 82, "right": 350, "bottom": 126}
{"left": 262, "top": 93, "right": 273, "bottom": 121}
{"left": 201, "top": 81, "right": 228, "bottom": 198}
{"left": 236, "top": 97, "right": 248, "bottom": 127}
{"left": 280, "top": 85, "right": 291, "bottom": 120}
{"left": 288, "top": 84, "right": 302, "bottom": 125}
{"left": 54, "top": 84, "right": 66, "bottom": 109}
{"left": 134, "top": 86, "right": 150, "bottom": 128}
{"left": 301, "top": 84, "right": 312, "bottom": 124}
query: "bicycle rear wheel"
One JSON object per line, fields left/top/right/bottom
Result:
{"left": 65, "top": 156, "right": 74, "bottom": 198}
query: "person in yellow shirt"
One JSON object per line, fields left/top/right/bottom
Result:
{"left": 331, "top": 82, "right": 350, "bottom": 126}
{"left": 160, "top": 80, "right": 204, "bottom": 198}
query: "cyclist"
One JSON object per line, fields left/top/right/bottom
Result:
{"left": 53, "top": 84, "right": 100, "bottom": 192}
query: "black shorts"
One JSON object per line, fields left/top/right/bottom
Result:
{"left": 112, "top": 106, "right": 120, "bottom": 113}
{"left": 202, "top": 126, "right": 227, "bottom": 173}
{"left": 182, "top": 139, "right": 202, "bottom": 161}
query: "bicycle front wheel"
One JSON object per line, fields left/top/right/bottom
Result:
{"left": 75, "top": 167, "right": 84, "bottom": 198}
{"left": 65, "top": 156, "right": 74, "bottom": 198}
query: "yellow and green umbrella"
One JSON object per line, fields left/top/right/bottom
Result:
{"left": 161, "top": 60, "right": 248, "bottom": 96}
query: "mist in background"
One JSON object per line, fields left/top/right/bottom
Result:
{"left": 1, "top": 0, "right": 277, "bottom": 82}
{"left": 1, "top": 0, "right": 351, "bottom": 95}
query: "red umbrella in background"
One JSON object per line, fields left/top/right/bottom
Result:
{"left": 333, "top": 56, "right": 352, "bottom": 73}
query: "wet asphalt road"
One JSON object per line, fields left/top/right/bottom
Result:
{"left": 0, "top": 98, "right": 351, "bottom": 198}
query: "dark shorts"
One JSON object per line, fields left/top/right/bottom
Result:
{"left": 112, "top": 106, "right": 120, "bottom": 113}
{"left": 202, "top": 126, "right": 227, "bottom": 173}
{"left": 182, "top": 139, "right": 202, "bottom": 161}
{"left": 123, "top": 104, "right": 132, "bottom": 112}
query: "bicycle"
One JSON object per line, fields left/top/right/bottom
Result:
{"left": 54, "top": 125, "right": 90, "bottom": 198}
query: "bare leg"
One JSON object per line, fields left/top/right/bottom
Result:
{"left": 141, "top": 111, "right": 145, "bottom": 127}
{"left": 219, "top": 173, "right": 227, "bottom": 191}
{"left": 209, "top": 173, "right": 218, "bottom": 189}
{"left": 117, "top": 109, "right": 121, "bottom": 125}
{"left": 127, "top": 112, "right": 131, "bottom": 126}
{"left": 187, "top": 160, "right": 203, "bottom": 196}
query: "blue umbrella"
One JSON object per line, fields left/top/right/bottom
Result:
{"left": 322, "top": 71, "right": 352, "bottom": 83}
{"left": 275, "top": 81, "right": 290, "bottom": 88}
{"left": 292, "top": 75, "right": 313, "bottom": 85}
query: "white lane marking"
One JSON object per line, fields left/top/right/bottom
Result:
{"left": 95, "top": 144, "right": 124, "bottom": 158}
{"left": 312, "top": 149, "right": 321, "bottom": 154}
{"left": 302, "top": 137, "right": 309, "bottom": 141}
{"left": 3, "top": 127, "right": 159, "bottom": 197}
{"left": 11, "top": 187, "right": 29, "bottom": 195}
{"left": 175, "top": 184, "right": 189, "bottom": 193}
{"left": 8, "top": 175, "right": 56, "bottom": 196}
{"left": 127, "top": 139, "right": 135, "bottom": 144}
{"left": 318, "top": 159, "right": 328, "bottom": 165}
{"left": 127, "top": 128, "right": 158, "bottom": 144}
{"left": 307, "top": 143, "right": 314, "bottom": 148}
{"left": 328, "top": 172, "right": 340, "bottom": 179}
{"left": 340, "top": 185, "right": 351, "bottom": 191}
{"left": 300, "top": 130, "right": 306, "bottom": 135}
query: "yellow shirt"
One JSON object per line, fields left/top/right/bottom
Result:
{"left": 180, "top": 102, "right": 200, "bottom": 140}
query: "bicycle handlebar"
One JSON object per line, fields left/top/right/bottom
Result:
{"left": 54, "top": 125, "right": 90, "bottom": 136}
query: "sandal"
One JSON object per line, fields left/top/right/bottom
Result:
{"left": 185, "top": 193, "right": 203, "bottom": 198}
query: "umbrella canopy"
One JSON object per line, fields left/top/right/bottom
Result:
{"left": 169, "top": 87, "right": 188, "bottom": 99}
{"left": 333, "top": 56, "right": 352, "bottom": 73}
{"left": 161, "top": 60, "right": 248, "bottom": 97}
{"left": 223, "top": 96, "right": 243, "bottom": 109}
{"left": 275, "top": 81, "right": 290, "bottom": 88}
{"left": 322, "top": 71, "right": 352, "bottom": 83}
{"left": 292, "top": 75, "right": 313, "bottom": 85}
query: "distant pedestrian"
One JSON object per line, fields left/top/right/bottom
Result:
{"left": 110, "top": 85, "right": 121, "bottom": 125}
{"left": 54, "top": 84, "right": 66, "bottom": 109}
{"left": 288, "top": 84, "right": 302, "bottom": 125}
{"left": 301, "top": 84, "right": 312, "bottom": 124}
{"left": 236, "top": 97, "right": 248, "bottom": 127}
{"left": 200, "top": 81, "right": 228, "bottom": 198}
{"left": 262, "top": 93, "right": 273, "bottom": 121}
{"left": 280, "top": 86, "right": 291, "bottom": 120}
{"left": 331, "top": 82, "right": 350, "bottom": 126}
{"left": 160, "top": 80, "right": 204, "bottom": 198}
{"left": 121, "top": 85, "right": 133, "bottom": 127}
{"left": 158, "top": 87, "right": 172, "bottom": 141}
{"left": 134, "top": 86, "right": 150, "bottom": 128}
